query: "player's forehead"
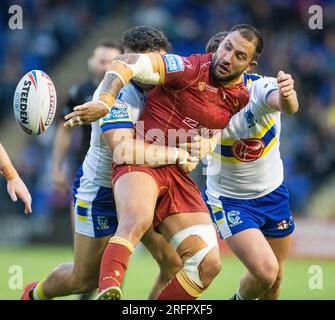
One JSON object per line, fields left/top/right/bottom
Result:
{"left": 221, "top": 31, "right": 256, "bottom": 56}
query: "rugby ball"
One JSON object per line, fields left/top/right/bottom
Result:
{"left": 13, "top": 70, "right": 57, "bottom": 135}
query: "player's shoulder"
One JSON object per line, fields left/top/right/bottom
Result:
{"left": 116, "top": 81, "right": 144, "bottom": 104}
{"left": 162, "top": 52, "right": 211, "bottom": 73}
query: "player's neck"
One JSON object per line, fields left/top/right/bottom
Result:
{"left": 220, "top": 75, "right": 243, "bottom": 88}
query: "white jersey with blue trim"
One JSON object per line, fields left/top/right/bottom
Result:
{"left": 81, "top": 82, "right": 145, "bottom": 188}
{"left": 206, "top": 74, "right": 283, "bottom": 201}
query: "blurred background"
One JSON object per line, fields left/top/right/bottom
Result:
{"left": 0, "top": 0, "right": 334, "bottom": 299}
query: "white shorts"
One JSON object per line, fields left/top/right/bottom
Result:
{"left": 72, "top": 166, "right": 118, "bottom": 238}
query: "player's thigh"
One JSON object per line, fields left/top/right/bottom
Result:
{"left": 73, "top": 232, "right": 109, "bottom": 282}
{"left": 141, "top": 226, "right": 183, "bottom": 271}
{"left": 226, "top": 228, "right": 278, "bottom": 277}
{"left": 159, "top": 212, "right": 214, "bottom": 239}
{"left": 113, "top": 171, "right": 158, "bottom": 225}
{"left": 265, "top": 235, "right": 292, "bottom": 265}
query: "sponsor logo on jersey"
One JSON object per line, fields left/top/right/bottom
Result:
{"left": 182, "top": 117, "right": 199, "bottom": 128}
{"left": 227, "top": 211, "right": 243, "bottom": 226}
{"left": 182, "top": 57, "right": 193, "bottom": 69}
{"left": 244, "top": 110, "right": 257, "bottom": 128}
{"left": 198, "top": 81, "right": 218, "bottom": 93}
{"left": 111, "top": 105, "right": 131, "bottom": 121}
{"left": 232, "top": 139, "right": 265, "bottom": 162}
{"left": 163, "top": 54, "right": 185, "bottom": 73}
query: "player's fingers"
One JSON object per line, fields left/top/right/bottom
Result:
{"left": 280, "top": 84, "right": 294, "bottom": 94}
{"left": 192, "top": 135, "right": 201, "bottom": 142}
{"left": 64, "top": 111, "right": 80, "bottom": 121}
{"left": 64, "top": 118, "right": 80, "bottom": 128}
{"left": 277, "top": 70, "right": 285, "bottom": 78}
{"left": 178, "top": 142, "right": 190, "bottom": 151}
{"left": 278, "top": 79, "right": 293, "bottom": 88}
{"left": 24, "top": 195, "right": 32, "bottom": 214}
{"left": 8, "top": 188, "right": 17, "bottom": 202}
{"left": 73, "top": 105, "right": 85, "bottom": 111}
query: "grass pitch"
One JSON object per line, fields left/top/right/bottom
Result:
{"left": 0, "top": 246, "right": 334, "bottom": 300}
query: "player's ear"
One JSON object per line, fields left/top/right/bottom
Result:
{"left": 246, "top": 60, "right": 257, "bottom": 72}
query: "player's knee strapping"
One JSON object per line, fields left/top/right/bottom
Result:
{"left": 169, "top": 224, "right": 218, "bottom": 289}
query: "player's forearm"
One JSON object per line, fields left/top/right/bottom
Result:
{"left": 52, "top": 123, "right": 71, "bottom": 172}
{"left": 279, "top": 90, "right": 299, "bottom": 114}
{"left": 113, "top": 139, "right": 183, "bottom": 168}
{"left": 0, "top": 144, "right": 18, "bottom": 180}
{"left": 99, "top": 53, "right": 164, "bottom": 108}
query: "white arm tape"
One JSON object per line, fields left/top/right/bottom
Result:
{"left": 123, "top": 54, "right": 161, "bottom": 85}
{"left": 97, "top": 99, "right": 111, "bottom": 112}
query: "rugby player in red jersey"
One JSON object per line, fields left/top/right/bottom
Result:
{"left": 64, "top": 24, "right": 263, "bottom": 300}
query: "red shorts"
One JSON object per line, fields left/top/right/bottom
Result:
{"left": 112, "top": 164, "right": 209, "bottom": 229}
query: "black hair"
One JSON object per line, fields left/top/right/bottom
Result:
{"left": 229, "top": 24, "right": 264, "bottom": 59}
{"left": 205, "top": 31, "right": 229, "bottom": 53}
{"left": 121, "top": 26, "right": 171, "bottom": 53}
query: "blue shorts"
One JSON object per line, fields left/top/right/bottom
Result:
{"left": 203, "top": 182, "right": 295, "bottom": 240}
{"left": 72, "top": 166, "right": 118, "bottom": 238}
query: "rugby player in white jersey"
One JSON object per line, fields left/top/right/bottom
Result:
{"left": 21, "top": 26, "right": 191, "bottom": 300}
{"left": 202, "top": 32, "right": 299, "bottom": 300}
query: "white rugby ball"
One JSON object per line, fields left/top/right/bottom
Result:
{"left": 13, "top": 70, "right": 57, "bottom": 135}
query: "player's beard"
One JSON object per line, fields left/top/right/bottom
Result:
{"left": 210, "top": 62, "right": 242, "bottom": 85}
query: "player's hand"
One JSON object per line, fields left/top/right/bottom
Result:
{"left": 177, "top": 148, "right": 198, "bottom": 173}
{"left": 277, "top": 71, "right": 295, "bottom": 99}
{"left": 63, "top": 101, "right": 110, "bottom": 128}
{"left": 52, "top": 169, "right": 68, "bottom": 193}
{"left": 179, "top": 135, "right": 216, "bottom": 160}
{"left": 7, "top": 176, "right": 32, "bottom": 214}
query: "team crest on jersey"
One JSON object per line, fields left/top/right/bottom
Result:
{"left": 163, "top": 54, "right": 185, "bottom": 73}
{"left": 232, "top": 139, "right": 265, "bottom": 162}
{"left": 96, "top": 216, "right": 109, "bottom": 231}
{"left": 244, "top": 110, "right": 257, "bottom": 128}
{"left": 198, "top": 81, "right": 206, "bottom": 91}
{"left": 227, "top": 211, "right": 243, "bottom": 226}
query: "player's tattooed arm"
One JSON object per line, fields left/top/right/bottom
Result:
{"left": 64, "top": 53, "right": 165, "bottom": 128}
{"left": 99, "top": 53, "right": 165, "bottom": 106}
{"left": 267, "top": 71, "right": 299, "bottom": 115}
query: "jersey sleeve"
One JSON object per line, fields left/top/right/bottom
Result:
{"left": 99, "top": 91, "right": 134, "bottom": 133}
{"left": 161, "top": 54, "right": 203, "bottom": 91}
{"left": 252, "top": 76, "right": 279, "bottom": 113}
